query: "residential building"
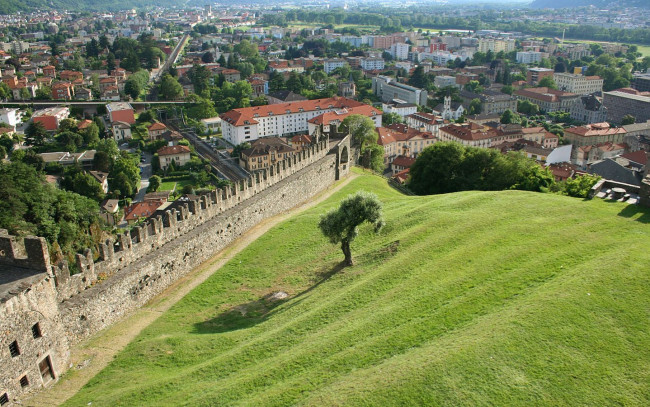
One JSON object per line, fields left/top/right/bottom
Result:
{"left": 632, "top": 72, "right": 650, "bottom": 92}
{"left": 564, "top": 122, "right": 627, "bottom": 147}
{"left": 360, "top": 57, "right": 385, "bottom": 71}
{"left": 460, "top": 89, "right": 518, "bottom": 115}
{"left": 157, "top": 145, "right": 191, "bottom": 169}
{"left": 51, "top": 82, "right": 74, "bottom": 100}
{"left": 390, "top": 42, "right": 410, "bottom": 60}
{"left": 42, "top": 65, "right": 56, "bottom": 78}
{"left": 201, "top": 117, "right": 222, "bottom": 133}
{"left": 432, "top": 96, "right": 465, "bottom": 121}
{"left": 39, "top": 150, "right": 95, "bottom": 168}
{"left": 372, "top": 76, "right": 428, "bottom": 106}
{"left": 324, "top": 59, "right": 346, "bottom": 74}
{"left": 575, "top": 142, "right": 627, "bottom": 167}
{"left": 266, "top": 90, "right": 307, "bottom": 105}
{"left": 603, "top": 90, "right": 650, "bottom": 124}
{"left": 405, "top": 112, "right": 445, "bottom": 136}
{"left": 516, "top": 51, "right": 543, "bottom": 64}
{"left": 526, "top": 68, "right": 555, "bottom": 86}
{"left": 391, "top": 155, "right": 416, "bottom": 175}
{"left": 382, "top": 102, "right": 418, "bottom": 118}
{"left": 239, "top": 137, "right": 296, "bottom": 172}
{"left": 570, "top": 94, "right": 608, "bottom": 124}
{"left": 32, "top": 106, "right": 70, "bottom": 131}
{"left": 75, "top": 87, "right": 92, "bottom": 100}
{"left": 514, "top": 87, "right": 580, "bottom": 113}
{"left": 221, "top": 97, "right": 382, "bottom": 145}
{"left": 148, "top": 122, "right": 168, "bottom": 139}
{"left": 89, "top": 171, "right": 109, "bottom": 193}
{"left": 100, "top": 199, "right": 120, "bottom": 226}
{"left": 478, "top": 38, "right": 515, "bottom": 53}
{"left": 338, "top": 79, "right": 356, "bottom": 98}
{"left": 107, "top": 102, "right": 135, "bottom": 124}
{"left": 111, "top": 121, "right": 132, "bottom": 142}
{"left": 377, "top": 125, "right": 436, "bottom": 166}
{"left": 433, "top": 75, "right": 458, "bottom": 89}
{"left": 0, "top": 108, "right": 20, "bottom": 130}
{"left": 554, "top": 73, "right": 603, "bottom": 94}
{"left": 124, "top": 200, "right": 165, "bottom": 224}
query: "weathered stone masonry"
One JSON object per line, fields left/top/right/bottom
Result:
{"left": 0, "top": 135, "right": 350, "bottom": 404}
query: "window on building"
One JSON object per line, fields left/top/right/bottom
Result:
{"left": 39, "top": 356, "right": 55, "bottom": 383}
{"left": 9, "top": 340, "right": 20, "bottom": 357}
{"left": 20, "top": 375, "right": 29, "bottom": 388}
{"left": 32, "top": 323, "right": 42, "bottom": 339}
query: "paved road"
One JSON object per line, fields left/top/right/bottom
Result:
{"left": 134, "top": 151, "right": 152, "bottom": 203}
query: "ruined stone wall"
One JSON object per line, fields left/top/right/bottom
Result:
{"left": 0, "top": 276, "right": 69, "bottom": 403}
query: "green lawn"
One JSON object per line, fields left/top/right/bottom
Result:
{"left": 158, "top": 177, "right": 192, "bottom": 193}
{"left": 64, "top": 172, "right": 650, "bottom": 406}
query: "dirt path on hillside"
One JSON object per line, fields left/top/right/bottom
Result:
{"left": 20, "top": 173, "right": 358, "bottom": 407}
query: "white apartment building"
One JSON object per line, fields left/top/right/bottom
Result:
{"left": 360, "top": 57, "right": 385, "bottom": 71}
{"left": 221, "top": 97, "right": 382, "bottom": 145}
{"left": 324, "top": 59, "right": 346, "bottom": 74}
{"left": 516, "top": 51, "right": 543, "bottom": 64}
{"left": 478, "top": 38, "right": 516, "bottom": 53}
{"left": 554, "top": 73, "right": 604, "bottom": 94}
{"left": 372, "top": 76, "right": 428, "bottom": 106}
{"left": 390, "top": 42, "right": 410, "bottom": 60}
{"left": 382, "top": 101, "right": 418, "bottom": 118}
{"left": 434, "top": 75, "right": 458, "bottom": 89}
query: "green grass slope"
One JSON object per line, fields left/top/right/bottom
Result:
{"left": 64, "top": 172, "right": 650, "bottom": 406}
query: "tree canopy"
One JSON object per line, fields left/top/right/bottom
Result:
{"left": 318, "top": 191, "right": 385, "bottom": 266}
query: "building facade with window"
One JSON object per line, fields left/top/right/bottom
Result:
{"left": 220, "top": 97, "right": 382, "bottom": 145}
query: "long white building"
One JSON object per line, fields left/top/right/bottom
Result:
{"left": 221, "top": 97, "right": 382, "bottom": 145}
{"left": 554, "top": 73, "right": 604, "bottom": 95}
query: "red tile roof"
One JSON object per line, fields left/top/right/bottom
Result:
{"left": 157, "top": 145, "right": 190, "bottom": 156}
{"left": 148, "top": 122, "right": 167, "bottom": 131}
{"left": 620, "top": 150, "right": 648, "bottom": 166}
{"left": 220, "top": 97, "right": 379, "bottom": 127}
{"left": 565, "top": 122, "right": 627, "bottom": 137}
{"left": 392, "top": 155, "right": 416, "bottom": 168}
{"left": 124, "top": 200, "right": 165, "bottom": 222}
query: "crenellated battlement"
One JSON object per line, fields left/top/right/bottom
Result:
{"left": 1, "top": 134, "right": 350, "bottom": 404}
{"left": 0, "top": 230, "right": 52, "bottom": 276}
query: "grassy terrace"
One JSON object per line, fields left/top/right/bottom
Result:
{"left": 65, "top": 171, "right": 650, "bottom": 406}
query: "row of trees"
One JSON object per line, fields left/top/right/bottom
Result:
{"left": 408, "top": 142, "right": 599, "bottom": 198}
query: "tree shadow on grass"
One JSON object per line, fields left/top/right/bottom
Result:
{"left": 192, "top": 262, "right": 346, "bottom": 334}
{"left": 192, "top": 240, "right": 401, "bottom": 334}
{"left": 616, "top": 204, "right": 650, "bottom": 224}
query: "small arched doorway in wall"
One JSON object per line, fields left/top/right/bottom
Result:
{"left": 340, "top": 146, "right": 349, "bottom": 164}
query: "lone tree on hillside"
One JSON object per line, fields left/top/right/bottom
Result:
{"left": 318, "top": 191, "right": 385, "bottom": 266}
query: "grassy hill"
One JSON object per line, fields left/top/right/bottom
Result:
{"left": 64, "top": 171, "right": 650, "bottom": 406}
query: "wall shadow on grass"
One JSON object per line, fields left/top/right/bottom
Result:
{"left": 192, "top": 262, "right": 346, "bottom": 334}
{"left": 615, "top": 203, "right": 650, "bottom": 224}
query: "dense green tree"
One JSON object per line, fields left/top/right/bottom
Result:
{"left": 0, "top": 161, "right": 99, "bottom": 261}
{"left": 382, "top": 113, "right": 404, "bottom": 126}
{"left": 621, "top": 114, "right": 636, "bottom": 125}
{"left": 468, "top": 98, "right": 482, "bottom": 115}
{"left": 159, "top": 73, "right": 184, "bottom": 100}
{"left": 563, "top": 174, "right": 601, "bottom": 198}
{"left": 230, "top": 142, "right": 251, "bottom": 158}
{"left": 538, "top": 76, "right": 557, "bottom": 89}
{"left": 61, "top": 166, "right": 105, "bottom": 201}
{"left": 500, "top": 109, "right": 520, "bottom": 124}
{"left": 148, "top": 175, "right": 161, "bottom": 192}
{"left": 25, "top": 121, "right": 47, "bottom": 146}
{"left": 318, "top": 191, "right": 384, "bottom": 266}
{"left": 342, "top": 115, "right": 377, "bottom": 148}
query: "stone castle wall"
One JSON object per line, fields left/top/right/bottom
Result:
{"left": 1, "top": 135, "right": 350, "bottom": 404}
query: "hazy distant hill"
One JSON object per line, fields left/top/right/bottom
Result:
{"left": 0, "top": 0, "right": 183, "bottom": 14}
{"left": 530, "top": 0, "right": 650, "bottom": 8}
